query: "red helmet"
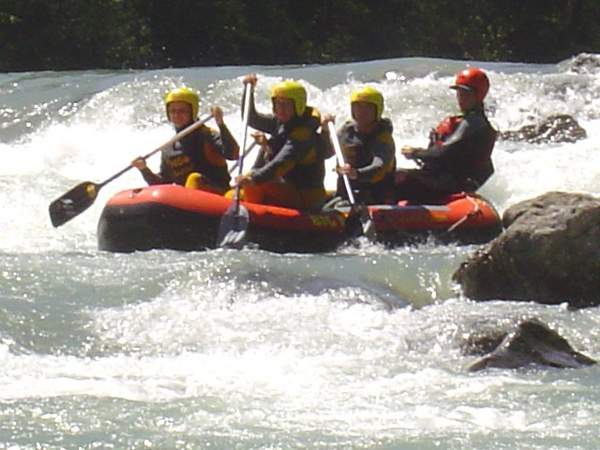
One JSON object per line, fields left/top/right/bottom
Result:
{"left": 451, "top": 67, "right": 490, "bottom": 102}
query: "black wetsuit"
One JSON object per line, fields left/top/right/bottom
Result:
{"left": 395, "top": 105, "right": 496, "bottom": 201}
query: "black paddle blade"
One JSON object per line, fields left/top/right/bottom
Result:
{"left": 345, "top": 205, "right": 377, "bottom": 241}
{"left": 49, "top": 181, "right": 99, "bottom": 227}
{"left": 360, "top": 212, "right": 377, "bottom": 241}
{"left": 216, "top": 203, "right": 250, "bottom": 249}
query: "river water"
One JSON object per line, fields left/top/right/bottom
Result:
{"left": 1, "top": 55, "right": 599, "bottom": 449}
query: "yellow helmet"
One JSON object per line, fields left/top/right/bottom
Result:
{"left": 350, "top": 86, "right": 384, "bottom": 120}
{"left": 271, "top": 80, "right": 307, "bottom": 116}
{"left": 165, "top": 87, "right": 199, "bottom": 120}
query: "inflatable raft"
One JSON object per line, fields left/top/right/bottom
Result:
{"left": 97, "top": 185, "right": 502, "bottom": 253}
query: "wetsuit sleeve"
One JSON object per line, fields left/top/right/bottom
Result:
{"left": 209, "top": 124, "right": 240, "bottom": 160}
{"left": 356, "top": 132, "right": 395, "bottom": 183}
{"left": 139, "top": 167, "right": 164, "bottom": 185}
{"left": 249, "top": 130, "right": 311, "bottom": 183}
{"left": 252, "top": 147, "right": 269, "bottom": 170}
{"left": 412, "top": 118, "right": 478, "bottom": 161}
{"left": 140, "top": 152, "right": 171, "bottom": 185}
{"left": 318, "top": 124, "right": 336, "bottom": 160}
{"left": 242, "top": 86, "right": 278, "bottom": 134}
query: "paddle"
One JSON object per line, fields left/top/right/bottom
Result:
{"left": 217, "top": 83, "right": 252, "bottom": 248}
{"left": 327, "top": 121, "right": 376, "bottom": 240}
{"left": 228, "top": 142, "right": 257, "bottom": 174}
{"left": 48, "top": 114, "right": 213, "bottom": 228}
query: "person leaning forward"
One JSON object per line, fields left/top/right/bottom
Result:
{"left": 321, "top": 86, "right": 396, "bottom": 204}
{"left": 132, "top": 87, "right": 239, "bottom": 194}
{"left": 233, "top": 74, "right": 327, "bottom": 210}
{"left": 395, "top": 67, "right": 497, "bottom": 202}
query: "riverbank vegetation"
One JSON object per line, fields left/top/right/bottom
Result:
{"left": 1, "top": 0, "right": 598, "bottom": 71}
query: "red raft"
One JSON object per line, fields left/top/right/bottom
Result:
{"left": 97, "top": 184, "right": 502, "bottom": 253}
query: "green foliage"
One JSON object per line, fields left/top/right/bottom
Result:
{"left": 1, "top": 0, "right": 598, "bottom": 71}
{"left": 0, "top": 0, "right": 149, "bottom": 71}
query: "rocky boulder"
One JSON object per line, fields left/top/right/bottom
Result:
{"left": 453, "top": 192, "right": 600, "bottom": 307}
{"left": 500, "top": 114, "right": 587, "bottom": 144}
{"left": 466, "top": 318, "right": 596, "bottom": 371}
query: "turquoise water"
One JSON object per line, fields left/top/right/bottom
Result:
{"left": 1, "top": 55, "right": 600, "bottom": 449}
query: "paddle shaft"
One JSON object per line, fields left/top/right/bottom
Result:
{"left": 228, "top": 142, "right": 257, "bottom": 174}
{"left": 97, "top": 114, "right": 213, "bottom": 189}
{"left": 233, "top": 84, "right": 253, "bottom": 206}
{"left": 327, "top": 121, "right": 356, "bottom": 205}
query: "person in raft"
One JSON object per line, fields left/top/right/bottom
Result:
{"left": 132, "top": 87, "right": 239, "bottom": 194}
{"left": 233, "top": 74, "right": 328, "bottom": 210}
{"left": 394, "top": 67, "right": 497, "bottom": 202}
{"left": 321, "top": 86, "right": 396, "bottom": 204}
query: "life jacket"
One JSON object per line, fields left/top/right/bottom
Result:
{"left": 257, "top": 106, "right": 325, "bottom": 190}
{"left": 340, "top": 119, "right": 395, "bottom": 178}
{"left": 431, "top": 115, "right": 463, "bottom": 146}
{"left": 338, "top": 118, "right": 396, "bottom": 203}
{"left": 160, "top": 125, "right": 231, "bottom": 189}
{"left": 427, "top": 110, "right": 496, "bottom": 189}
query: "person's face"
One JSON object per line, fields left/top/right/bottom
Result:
{"left": 272, "top": 97, "right": 296, "bottom": 123}
{"left": 456, "top": 88, "right": 478, "bottom": 112}
{"left": 167, "top": 101, "right": 194, "bottom": 128}
{"left": 351, "top": 101, "right": 377, "bottom": 130}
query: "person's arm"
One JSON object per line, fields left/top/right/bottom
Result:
{"left": 216, "top": 123, "right": 240, "bottom": 160}
{"left": 319, "top": 114, "right": 336, "bottom": 159}
{"left": 251, "top": 143, "right": 270, "bottom": 170}
{"left": 132, "top": 157, "right": 164, "bottom": 185}
{"left": 209, "top": 106, "right": 239, "bottom": 160}
{"left": 141, "top": 168, "right": 164, "bottom": 185}
{"left": 411, "top": 119, "right": 475, "bottom": 161}
{"left": 355, "top": 132, "right": 395, "bottom": 183}
{"left": 241, "top": 78, "right": 277, "bottom": 134}
{"left": 249, "top": 126, "right": 315, "bottom": 183}
{"left": 249, "top": 139, "right": 299, "bottom": 182}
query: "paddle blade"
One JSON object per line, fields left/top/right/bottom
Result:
{"left": 360, "top": 211, "right": 377, "bottom": 241}
{"left": 345, "top": 205, "right": 377, "bottom": 241}
{"left": 216, "top": 203, "right": 250, "bottom": 249}
{"left": 49, "top": 181, "right": 99, "bottom": 227}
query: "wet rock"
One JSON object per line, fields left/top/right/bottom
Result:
{"left": 500, "top": 114, "right": 587, "bottom": 144}
{"left": 460, "top": 327, "right": 506, "bottom": 357}
{"left": 468, "top": 319, "right": 596, "bottom": 371}
{"left": 453, "top": 192, "right": 600, "bottom": 308}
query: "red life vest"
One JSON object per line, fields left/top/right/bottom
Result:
{"left": 427, "top": 113, "right": 497, "bottom": 189}
{"left": 432, "top": 115, "right": 463, "bottom": 146}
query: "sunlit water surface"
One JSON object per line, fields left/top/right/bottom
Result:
{"left": 1, "top": 55, "right": 600, "bottom": 449}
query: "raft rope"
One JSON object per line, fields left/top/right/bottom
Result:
{"left": 446, "top": 194, "right": 481, "bottom": 233}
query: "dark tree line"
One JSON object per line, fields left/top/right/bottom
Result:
{"left": 1, "top": 0, "right": 599, "bottom": 72}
